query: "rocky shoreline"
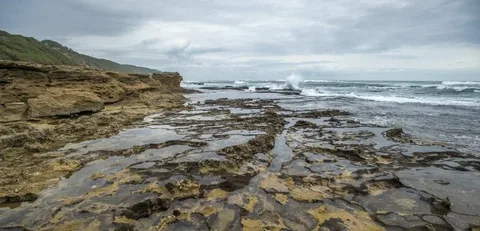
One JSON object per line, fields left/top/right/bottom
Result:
{"left": 1, "top": 65, "right": 480, "bottom": 230}
{"left": 0, "top": 61, "right": 185, "bottom": 203}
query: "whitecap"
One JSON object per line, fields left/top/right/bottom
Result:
{"left": 300, "top": 89, "right": 480, "bottom": 106}
{"left": 441, "top": 81, "right": 480, "bottom": 86}
{"left": 437, "top": 85, "right": 474, "bottom": 91}
{"left": 344, "top": 93, "right": 479, "bottom": 106}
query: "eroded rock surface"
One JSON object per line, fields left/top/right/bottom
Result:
{"left": 1, "top": 90, "right": 479, "bottom": 231}
{"left": 0, "top": 61, "right": 184, "bottom": 203}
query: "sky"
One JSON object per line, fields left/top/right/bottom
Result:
{"left": 1, "top": 0, "right": 479, "bottom": 81}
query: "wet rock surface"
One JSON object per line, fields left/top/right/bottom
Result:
{"left": 1, "top": 92, "right": 479, "bottom": 231}
{"left": 0, "top": 61, "right": 184, "bottom": 205}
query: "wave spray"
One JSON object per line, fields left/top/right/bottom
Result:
{"left": 284, "top": 74, "right": 303, "bottom": 90}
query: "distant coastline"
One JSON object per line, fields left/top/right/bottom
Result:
{"left": 0, "top": 30, "right": 159, "bottom": 74}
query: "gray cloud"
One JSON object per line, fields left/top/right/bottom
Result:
{"left": 0, "top": 0, "right": 142, "bottom": 37}
{"left": 1, "top": 0, "right": 479, "bottom": 80}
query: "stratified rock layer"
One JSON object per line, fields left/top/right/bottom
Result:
{"left": 0, "top": 61, "right": 183, "bottom": 121}
{"left": 0, "top": 61, "right": 185, "bottom": 201}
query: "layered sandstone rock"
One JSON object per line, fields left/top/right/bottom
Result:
{"left": 0, "top": 61, "right": 183, "bottom": 121}
{"left": 0, "top": 61, "right": 185, "bottom": 200}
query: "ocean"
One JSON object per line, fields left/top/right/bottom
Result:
{"left": 182, "top": 78, "right": 480, "bottom": 155}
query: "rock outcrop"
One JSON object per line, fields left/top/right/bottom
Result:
{"left": 0, "top": 61, "right": 185, "bottom": 200}
{"left": 0, "top": 61, "right": 183, "bottom": 121}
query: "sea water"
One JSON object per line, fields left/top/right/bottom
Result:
{"left": 182, "top": 79, "right": 480, "bottom": 155}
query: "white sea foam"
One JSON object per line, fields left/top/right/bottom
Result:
{"left": 284, "top": 74, "right": 303, "bottom": 90}
{"left": 180, "top": 82, "right": 201, "bottom": 89}
{"left": 234, "top": 80, "right": 246, "bottom": 85}
{"left": 420, "top": 84, "right": 439, "bottom": 88}
{"left": 252, "top": 83, "right": 284, "bottom": 90}
{"left": 370, "top": 81, "right": 480, "bottom": 91}
{"left": 301, "top": 88, "right": 324, "bottom": 96}
{"left": 301, "top": 88, "right": 347, "bottom": 98}
{"left": 345, "top": 93, "right": 479, "bottom": 106}
{"left": 266, "top": 84, "right": 284, "bottom": 89}
{"left": 436, "top": 85, "right": 472, "bottom": 91}
{"left": 347, "top": 93, "right": 424, "bottom": 104}
{"left": 300, "top": 88, "right": 479, "bottom": 106}
{"left": 441, "top": 81, "right": 480, "bottom": 86}
{"left": 303, "top": 80, "right": 334, "bottom": 83}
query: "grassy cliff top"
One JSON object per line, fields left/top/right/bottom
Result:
{"left": 0, "top": 30, "right": 160, "bottom": 74}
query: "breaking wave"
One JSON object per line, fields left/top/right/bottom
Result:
{"left": 441, "top": 81, "right": 480, "bottom": 86}
{"left": 429, "top": 81, "right": 480, "bottom": 92}
{"left": 182, "top": 79, "right": 479, "bottom": 107}
{"left": 435, "top": 85, "right": 474, "bottom": 92}
{"left": 344, "top": 93, "right": 478, "bottom": 106}
{"left": 301, "top": 89, "right": 479, "bottom": 106}
{"left": 284, "top": 74, "right": 303, "bottom": 90}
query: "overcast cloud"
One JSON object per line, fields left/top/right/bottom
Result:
{"left": 1, "top": 0, "right": 479, "bottom": 80}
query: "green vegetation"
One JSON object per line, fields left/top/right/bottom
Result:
{"left": 0, "top": 30, "right": 159, "bottom": 74}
